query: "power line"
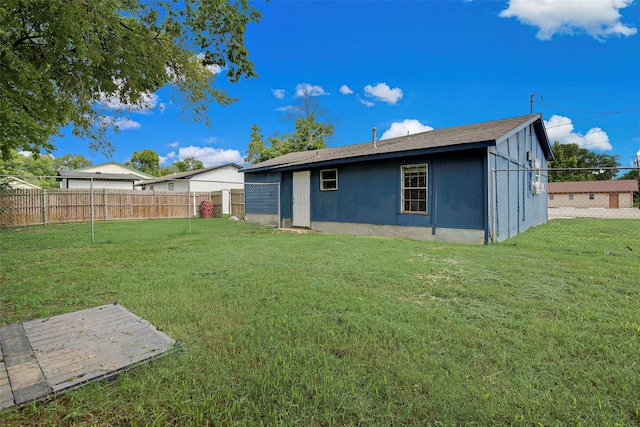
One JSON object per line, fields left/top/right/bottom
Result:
{"left": 540, "top": 104, "right": 640, "bottom": 129}
{"left": 539, "top": 103, "right": 640, "bottom": 115}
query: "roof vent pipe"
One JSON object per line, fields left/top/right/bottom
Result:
{"left": 372, "top": 127, "right": 377, "bottom": 148}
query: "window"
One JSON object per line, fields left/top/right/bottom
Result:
{"left": 320, "top": 169, "right": 338, "bottom": 191}
{"left": 589, "top": 194, "right": 595, "bottom": 200}
{"left": 168, "top": 182, "right": 174, "bottom": 191}
{"left": 402, "top": 164, "right": 427, "bottom": 214}
{"left": 568, "top": 194, "right": 574, "bottom": 200}
{"left": 549, "top": 194, "right": 554, "bottom": 201}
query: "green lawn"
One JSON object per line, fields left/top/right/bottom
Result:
{"left": 1, "top": 219, "right": 639, "bottom": 426}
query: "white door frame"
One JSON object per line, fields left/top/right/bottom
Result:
{"left": 293, "top": 171, "right": 311, "bottom": 227}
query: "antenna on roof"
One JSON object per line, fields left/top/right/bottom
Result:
{"left": 530, "top": 94, "right": 543, "bottom": 114}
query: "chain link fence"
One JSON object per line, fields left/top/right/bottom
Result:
{"left": 492, "top": 167, "right": 640, "bottom": 250}
{"left": 243, "top": 183, "right": 281, "bottom": 227}
{"left": 1, "top": 175, "right": 283, "bottom": 240}
{"left": 3, "top": 170, "right": 637, "bottom": 246}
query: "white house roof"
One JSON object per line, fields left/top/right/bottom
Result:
{"left": 72, "top": 162, "right": 155, "bottom": 179}
{"left": 242, "top": 114, "right": 553, "bottom": 173}
{"left": 135, "top": 163, "right": 242, "bottom": 186}
{"left": 4, "top": 176, "right": 42, "bottom": 189}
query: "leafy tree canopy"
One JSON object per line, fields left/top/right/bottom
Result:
{"left": 54, "top": 154, "right": 93, "bottom": 171}
{"left": 125, "top": 149, "right": 160, "bottom": 176}
{"left": 172, "top": 157, "right": 205, "bottom": 173}
{"left": 1, "top": 0, "right": 261, "bottom": 160}
{"left": 548, "top": 141, "right": 620, "bottom": 182}
{"left": 245, "top": 94, "right": 335, "bottom": 164}
{"left": 0, "top": 150, "right": 59, "bottom": 187}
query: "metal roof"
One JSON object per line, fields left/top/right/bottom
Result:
{"left": 56, "top": 171, "right": 142, "bottom": 181}
{"left": 548, "top": 180, "right": 639, "bottom": 194}
{"left": 242, "top": 114, "right": 552, "bottom": 173}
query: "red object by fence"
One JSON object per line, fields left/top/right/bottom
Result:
{"left": 200, "top": 201, "right": 214, "bottom": 218}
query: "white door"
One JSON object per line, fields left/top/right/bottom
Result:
{"left": 293, "top": 171, "right": 311, "bottom": 227}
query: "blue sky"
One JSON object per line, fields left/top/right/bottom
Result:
{"left": 51, "top": 0, "right": 640, "bottom": 170}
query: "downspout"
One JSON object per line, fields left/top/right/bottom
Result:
{"left": 484, "top": 149, "right": 491, "bottom": 243}
{"left": 431, "top": 158, "right": 438, "bottom": 236}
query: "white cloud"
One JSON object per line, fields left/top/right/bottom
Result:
{"left": 544, "top": 115, "right": 612, "bottom": 151}
{"left": 113, "top": 117, "right": 141, "bottom": 130}
{"left": 358, "top": 98, "right": 375, "bottom": 107}
{"left": 203, "top": 136, "right": 218, "bottom": 144}
{"left": 339, "top": 85, "right": 354, "bottom": 95}
{"left": 364, "top": 83, "right": 403, "bottom": 105}
{"left": 176, "top": 146, "right": 243, "bottom": 167}
{"left": 196, "top": 53, "right": 223, "bottom": 75}
{"left": 100, "top": 116, "right": 141, "bottom": 130}
{"left": 97, "top": 79, "right": 161, "bottom": 113}
{"left": 272, "top": 89, "right": 285, "bottom": 99}
{"left": 380, "top": 119, "right": 434, "bottom": 140}
{"left": 500, "top": 0, "right": 637, "bottom": 40}
{"left": 169, "top": 141, "right": 180, "bottom": 148}
{"left": 276, "top": 105, "right": 294, "bottom": 112}
{"left": 295, "top": 83, "right": 328, "bottom": 97}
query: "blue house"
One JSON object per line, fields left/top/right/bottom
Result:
{"left": 241, "top": 114, "right": 554, "bottom": 244}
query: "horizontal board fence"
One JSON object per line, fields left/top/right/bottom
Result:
{"left": 0, "top": 188, "right": 231, "bottom": 227}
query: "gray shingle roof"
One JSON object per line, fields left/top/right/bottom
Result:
{"left": 57, "top": 171, "right": 142, "bottom": 181}
{"left": 242, "top": 114, "right": 548, "bottom": 172}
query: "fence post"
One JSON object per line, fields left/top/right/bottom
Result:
{"left": 90, "top": 178, "right": 95, "bottom": 243}
{"left": 103, "top": 188, "right": 108, "bottom": 221}
{"left": 187, "top": 180, "right": 191, "bottom": 234}
{"left": 43, "top": 189, "right": 48, "bottom": 225}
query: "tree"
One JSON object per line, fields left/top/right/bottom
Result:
{"left": 619, "top": 168, "right": 640, "bottom": 204}
{"left": 245, "top": 124, "right": 269, "bottom": 164}
{"left": 0, "top": 150, "right": 58, "bottom": 187}
{"left": 1, "top": 0, "right": 261, "bottom": 160}
{"left": 125, "top": 149, "right": 160, "bottom": 176}
{"left": 172, "top": 157, "right": 204, "bottom": 173}
{"left": 244, "top": 93, "right": 335, "bottom": 164}
{"left": 548, "top": 142, "right": 620, "bottom": 182}
{"left": 53, "top": 154, "right": 93, "bottom": 171}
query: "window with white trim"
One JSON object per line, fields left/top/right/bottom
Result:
{"left": 320, "top": 169, "right": 338, "bottom": 191}
{"left": 168, "top": 182, "right": 174, "bottom": 191}
{"left": 401, "top": 164, "right": 427, "bottom": 214}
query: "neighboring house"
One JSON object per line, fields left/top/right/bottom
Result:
{"left": 136, "top": 164, "right": 244, "bottom": 215}
{"left": 548, "top": 180, "right": 639, "bottom": 209}
{"left": 242, "top": 114, "right": 554, "bottom": 244}
{"left": 57, "top": 162, "right": 155, "bottom": 190}
{"left": 2, "top": 176, "right": 42, "bottom": 190}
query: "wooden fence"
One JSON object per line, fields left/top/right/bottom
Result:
{"left": 0, "top": 188, "right": 234, "bottom": 227}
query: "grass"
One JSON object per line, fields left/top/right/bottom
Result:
{"left": 1, "top": 218, "right": 639, "bottom": 426}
